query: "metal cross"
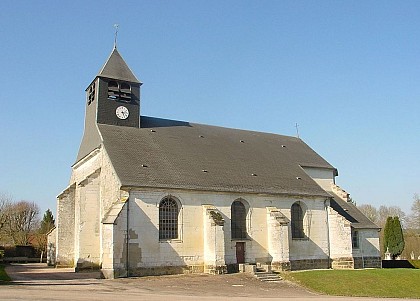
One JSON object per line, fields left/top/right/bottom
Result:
{"left": 114, "top": 24, "right": 119, "bottom": 48}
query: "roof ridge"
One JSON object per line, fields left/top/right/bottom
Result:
{"left": 140, "top": 115, "right": 303, "bottom": 140}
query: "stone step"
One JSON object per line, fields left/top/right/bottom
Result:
{"left": 256, "top": 277, "right": 282, "bottom": 282}
{"left": 254, "top": 272, "right": 282, "bottom": 282}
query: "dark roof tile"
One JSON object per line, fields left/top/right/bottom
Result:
{"left": 330, "top": 193, "right": 380, "bottom": 229}
{"left": 98, "top": 116, "right": 335, "bottom": 197}
{"left": 98, "top": 48, "right": 141, "bottom": 84}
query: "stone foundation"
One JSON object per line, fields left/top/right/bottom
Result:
{"left": 226, "top": 264, "right": 239, "bottom": 273}
{"left": 238, "top": 263, "right": 256, "bottom": 273}
{"left": 204, "top": 264, "right": 227, "bottom": 274}
{"left": 354, "top": 256, "right": 381, "bottom": 269}
{"left": 55, "top": 263, "right": 74, "bottom": 268}
{"left": 331, "top": 257, "right": 354, "bottom": 269}
{"left": 271, "top": 261, "right": 291, "bottom": 271}
{"left": 75, "top": 259, "right": 101, "bottom": 271}
{"left": 127, "top": 265, "right": 205, "bottom": 277}
{"left": 290, "top": 259, "right": 330, "bottom": 270}
{"left": 101, "top": 268, "right": 126, "bottom": 279}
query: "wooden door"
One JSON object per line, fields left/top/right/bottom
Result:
{"left": 236, "top": 242, "right": 245, "bottom": 264}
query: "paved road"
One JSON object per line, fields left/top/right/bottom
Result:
{"left": 1, "top": 264, "right": 417, "bottom": 301}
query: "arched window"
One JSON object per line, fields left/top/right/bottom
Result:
{"left": 159, "top": 197, "right": 179, "bottom": 240}
{"left": 291, "top": 202, "right": 305, "bottom": 239}
{"left": 231, "top": 200, "right": 247, "bottom": 239}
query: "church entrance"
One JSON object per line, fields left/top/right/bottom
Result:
{"left": 235, "top": 242, "right": 245, "bottom": 263}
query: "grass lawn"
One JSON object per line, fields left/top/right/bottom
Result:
{"left": 0, "top": 264, "right": 11, "bottom": 282}
{"left": 409, "top": 260, "right": 420, "bottom": 269}
{"left": 286, "top": 269, "right": 420, "bottom": 298}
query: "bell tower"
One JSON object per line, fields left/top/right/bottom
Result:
{"left": 86, "top": 47, "right": 142, "bottom": 128}
{"left": 76, "top": 47, "right": 142, "bottom": 162}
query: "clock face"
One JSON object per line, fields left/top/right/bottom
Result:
{"left": 116, "top": 106, "right": 129, "bottom": 120}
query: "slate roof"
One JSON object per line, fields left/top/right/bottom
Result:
{"left": 97, "top": 116, "right": 336, "bottom": 197}
{"left": 330, "top": 193, "right": 380, "bottom": 229}
{"left": 97, "top": 47, "right": 141, "bottom": 84}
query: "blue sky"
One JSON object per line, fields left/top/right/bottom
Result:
{"left": 0, "top": 1, "right": 419, "bottom": 216}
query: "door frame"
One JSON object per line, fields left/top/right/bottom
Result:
{"left": 235, "top": 241, "right": 245, "bottom": 264}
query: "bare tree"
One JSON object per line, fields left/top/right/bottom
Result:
{"left": 407, "top": 194, "right": 420, "bottom": 230}
{"left": 378, "top": 205, "right": 406, "bottom": 228}
{"left": 357, "top": 204, "right": 378, "bottom": 224}
{"left": 3, "top": 201, "right": 40, "bottom": 245}
{"left": 0, "top": 193, "right": 13, "bottom": 242}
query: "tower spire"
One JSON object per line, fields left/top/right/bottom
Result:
{"left": 113, "top": 24, "right": 119, "bottom": 49}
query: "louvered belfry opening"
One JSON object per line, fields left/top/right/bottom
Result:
{"left": 107, "top": 80, "right": 132, "bottom": 102}
{"left": 119, "top": 82, "right": 131, "bottom": 101}
{"left": 291, "top": 202, "right": 305, "bottom": 239}
{"left": 159, "top": 197, "right": 179, "bottom": 240}
{"left": 231, "top": 200, "right": 247, "bottom": 239}
{"left": 87, "top": 82, "right": 95, "bottom": 105}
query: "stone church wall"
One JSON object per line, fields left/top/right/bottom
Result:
{"left": 102, "top": 202, "right": 129, "bottom": 278}
{"left": 99, "top": 148, "right": 123, "bottom": 214}
{"left": 125, "top": 190, "right": 204, "bottom": 275}
{"left": 327, "top": 206, "right": 353, "bottom": 269}
{"left": 352, "top": 229, "right": 381, "bottom": 268}
{"left": 289, "top": 200, "right": 330, "bottom": 270}
{"left": 70, "top": 151, "right": 101, "bottom": 270}
{"left": 75, "top": 170, "right": 101, "bottom": 270}
{"left": 99, "top": 150, "right": 127, "bottom": 277}
{"left": 64, "top": 148, "right": 122, "bottom": 270}
{"left": 302, "top": 167, "right": 335, "bottom": 192}
{"left": 122, "top": 188, "right": 330, "bottom": 276}
{"left": 56, "top": 184, "right": 76, "bottom": 267}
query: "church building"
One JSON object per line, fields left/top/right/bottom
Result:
{"left": 50, "top": 46, "right": 381, "bottom": 278}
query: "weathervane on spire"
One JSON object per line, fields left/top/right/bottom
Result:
{"left": 113, "top": 24, "right": 119, "bottom": 49}
{"left": 295, "top": 122, "right": 300, "bottom": 138}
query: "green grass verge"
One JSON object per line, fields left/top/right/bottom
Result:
{"left": 0, "top": 264, "right": 11, "bottom": 282}
{"left": 285, "top": 269, "right": 420, "bottom": 298}
{"left": 409, "top": 260, "right": 420, "bottom": 269}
